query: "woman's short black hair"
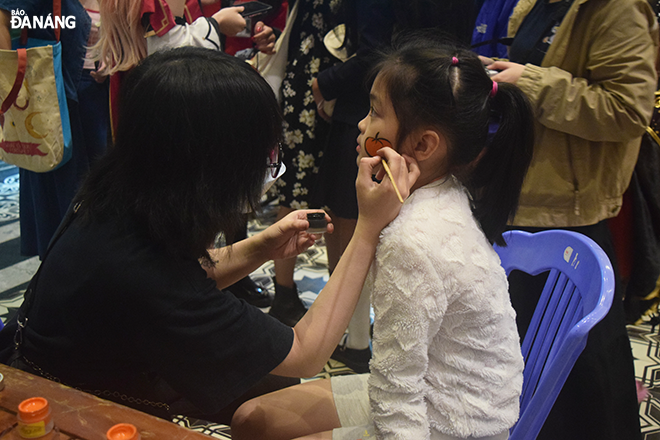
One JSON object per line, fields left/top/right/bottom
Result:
{"left": 77, "top": 47, "right": 283, "bottom": 260}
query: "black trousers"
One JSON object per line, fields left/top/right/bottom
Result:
{"left": 507, "top": 222, "right": 641, "bottom": 440}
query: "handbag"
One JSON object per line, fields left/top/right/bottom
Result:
{"left": 248, "top": 0, "right": 299, "bottom": 101}
{"left": 0, "top": 200, "right": 173, "bottom": 416}
{"left": 0, "top": 199, "right": 81, "bottom": 366}
{"left": 0, "top": 0, "right": 72, "bottom": 173}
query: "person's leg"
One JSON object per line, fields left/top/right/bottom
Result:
{"left": 181, "top": 374, "right": 301, "bottom": 425}
{"left": 325, "top": 213, "right": 371, "bottom": 371}
{"left": 274, "top": 206, "right": 297, "bottom": 288}
{"left": 345, "top": 288, "right": 370, "bottom": 351}
{"left": 231, "top": 379, "right": 340, "bottom": 440}
{"left": 325, "top": 213, "right": 357, "bottom": 274}
{"left": 332, "top": 288, "right": 371, "bottom": 373}
{"left": 293, "top": 432, "right": 333, "bottom": 439}
{"left": 270, "top": 206, "right": 308, "bottom": 325}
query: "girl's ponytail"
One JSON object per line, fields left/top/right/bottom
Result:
{"left": 376, "top": 35, "right": 535, "bottom": 246}
{"left": 469, "top": 81, "right": 534, "bottom": 246}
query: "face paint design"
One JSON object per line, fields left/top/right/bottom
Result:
{"left": 364, "top": 132, "right": 393, "bottom": 157}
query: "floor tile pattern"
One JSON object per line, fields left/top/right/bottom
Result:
{"left": 630, "top": 323, "right": 660, "bottom": 439}
{"left": 0, "top": 172, "right": 18, "bottom": 223}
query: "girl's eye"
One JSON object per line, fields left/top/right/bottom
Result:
{"left": 369, "top": 105, "right": 377, "bottom": 117}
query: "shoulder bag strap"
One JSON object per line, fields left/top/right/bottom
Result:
{"left": 53, "top": 0, "right": 62, "bottom": 42}
{"left": 13, "top": 200, "right": 82, "bottom": 354}
{"left": 0, "top": 48, "right": 27, "bottom": 115}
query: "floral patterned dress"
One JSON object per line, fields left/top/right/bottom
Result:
{"left": 274, "top": 0, "right": 340, "bottom": 209}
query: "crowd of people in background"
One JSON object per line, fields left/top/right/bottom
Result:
{"left": 0, "top": 0, "right": 659, "bottom": 439}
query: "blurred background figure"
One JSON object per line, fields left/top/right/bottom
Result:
{"left": 482, "top": 0, "right": 658, "bottom": 438}
{"left": 268, "top": 0, "right": 339, "bottom": 326}
{"left": 310, "top": 0, "right": 395, "bottom": 372}
{"left": 0, "top": 0, "right": 111, "bottom": 260}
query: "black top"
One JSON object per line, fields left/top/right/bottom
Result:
{"left": 316, "top": 0, "right": 395, "bottom": 125}
{"left": 20, "top": 212, "right": 294, "bottom": 416}
{"left": 509, "top": 0, "right": 574, "bottom": 66}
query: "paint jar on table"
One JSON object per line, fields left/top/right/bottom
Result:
{"left": 106, "top": 423, "right": 141, "bottom": 440}
{"left": 12, "top": 397, "right": 60, "bottom": 439}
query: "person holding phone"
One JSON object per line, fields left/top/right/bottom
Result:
{"left": 93, "top": 0, "right": 275, "bottom": 76}
{"left": 205, "top": 0, "right": 281, "bottom": 58}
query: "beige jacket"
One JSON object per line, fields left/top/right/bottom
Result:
{"left": 509, "top": 0, "right": 658, "bottom": 227}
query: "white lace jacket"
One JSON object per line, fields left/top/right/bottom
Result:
{"left": 366, "top": 177, "right": 524, "bottom": 439}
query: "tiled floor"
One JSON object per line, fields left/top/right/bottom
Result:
{"left": 2, "top": 166, "right": 660, "bottom": 438}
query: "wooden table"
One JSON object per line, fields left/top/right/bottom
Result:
{"left": 0, "top": 364, "right": 214, "bottom": 439}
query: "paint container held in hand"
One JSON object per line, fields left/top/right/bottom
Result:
{"left": 307, "top": 213, "right": 327, "bottom": 234}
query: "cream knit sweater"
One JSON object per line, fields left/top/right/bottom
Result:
{"left": 366, "top": 177, "right": 524, "bottom": 439}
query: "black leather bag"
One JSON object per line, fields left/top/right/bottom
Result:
{"left": 0, "top": 201, "right": 81, "bottom": 366}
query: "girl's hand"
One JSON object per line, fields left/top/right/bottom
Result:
{"left": 256, "top": 210, "right": 333, "bottom": 261}
{"left": 488, "top": 60, "right": 526, "bottom": 85}
{"left": 253, "top": 22, "right": 276, "bottom": 54}
{"left": 356, "top": 147, "right": 420, "bottom": 235}
{"left": 213, "top": 6, "right": 247, "bottom": 36}
{"left": 0, "top": 9, "right": 11, "bottom": 50}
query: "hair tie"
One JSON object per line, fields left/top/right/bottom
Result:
{"left": 451, "top": 56, "right": 459, "bottom": 66}
{"left": 490, "top": 81, "right": 498, "bottom": 98}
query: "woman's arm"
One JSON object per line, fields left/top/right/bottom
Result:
{"left": 0, "top": 9, "right": 11, "bottom": 50}
{"left": 489, "top": 0, "right": 657, "bottom": 143}
{"left": 272, "top": 149, "right": 420, "bottom": 378}
{"left": 203, "top": 209, "right": 332, "bottom": 289}
{"left": 211, "top": 6, "right": 246, "bottom": 36}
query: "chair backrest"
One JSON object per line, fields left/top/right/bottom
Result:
{"left": 494, "top": 230, "right": 615, "bottom": 440}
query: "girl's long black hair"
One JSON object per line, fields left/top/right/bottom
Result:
{"left": 76, "top": 47, "right": 283, "bottom": 261}
{"left": 376, "top": 32, "right": 534, "bottom": 246}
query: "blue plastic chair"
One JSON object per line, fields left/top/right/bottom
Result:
{"left": 494, "top": 230, "right": 615, "bottom": 440}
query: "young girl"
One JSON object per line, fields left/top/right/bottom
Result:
{"left": 230, "top": 34, "right": 535, "bottom": 440}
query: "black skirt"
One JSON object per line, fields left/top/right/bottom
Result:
{"left": 507, "top": 221, "right": 641, "bottom": 440}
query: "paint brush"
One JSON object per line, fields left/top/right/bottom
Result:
{"left": 381, "top": 159, "right": 404, "bottom": 204}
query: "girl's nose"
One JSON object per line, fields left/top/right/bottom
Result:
{"left": 357, "top": 115, "right": 367, "bottom": 133}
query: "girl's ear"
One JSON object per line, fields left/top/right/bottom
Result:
{"left": 413, "top": 129, "right": 447, "bottom": 162}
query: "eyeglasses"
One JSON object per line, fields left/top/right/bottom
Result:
{"left": 267, "top": 143, "right": 283, "bottom": 178}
